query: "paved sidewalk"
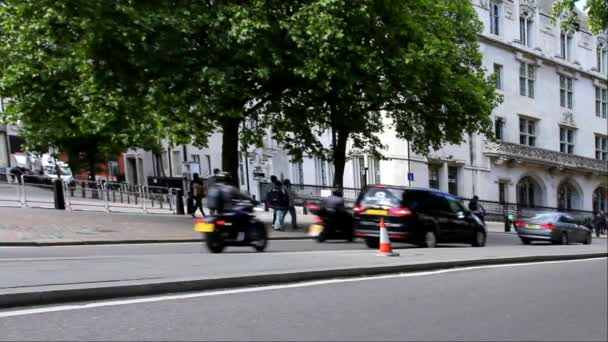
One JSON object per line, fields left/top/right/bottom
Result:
{"left": 0, "top": 207, "right": 312, "bottom": 245}
{"left": 1, "top": 207, "right": 604, "bottom": 245}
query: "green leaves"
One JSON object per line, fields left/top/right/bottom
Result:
{"left": 553, "top": 0, "right": 607, "bottom": 34}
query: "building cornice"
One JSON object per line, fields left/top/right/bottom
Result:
{"left": 479, "top": 33, "right": 608, "bottom": 82}
{"left": 484, "top": 140, "right": 608, "bottom": 175}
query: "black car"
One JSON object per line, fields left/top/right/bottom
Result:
{"left": 354, "top": 186, "right": 486, "bottom": 248}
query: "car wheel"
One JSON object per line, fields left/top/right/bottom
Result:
{"left": 521, "top": 238, "right": 532, "bottom": 245}
{"left": 472, "top": 230, "right": 486, "bottom": 247}
{"left": 365, "top": 238, "right": 379, "bottom": 249}
{"left": 560, "top": 232, "right": 569, "bottom": 245}
{"left": 583, "top": 232, "right": 592, "bottom": 245}
{"left": 251, "top": 224, "right": 268, "bottom": 252}
{"left": 317, "top": 231, "right": 327, "bottom": 243}
{"left": 423, "top": 231, "right": 437, "bottom": 248}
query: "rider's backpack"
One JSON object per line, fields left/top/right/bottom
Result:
{"left": 266, "top": 187, "right": 288, "bottom": 208}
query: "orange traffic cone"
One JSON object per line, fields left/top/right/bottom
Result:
{"left": 378, "top": 218, "right": 399, "bottom": 257}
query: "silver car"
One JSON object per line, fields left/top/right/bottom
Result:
{"left": 515, "top": 212, "right": 593, "bottom": 245}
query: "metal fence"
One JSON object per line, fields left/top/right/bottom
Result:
{"left": 0, "top": 171, "right": 21, "bottom": 208}
{"left": 259, "top": 182, "right": 595, "bottom": 222}
{"left": 259, "top": 182, "right": 363, "bottom": 207}
{"left": 64, "top": 180, "right": 179, "bottom": 214}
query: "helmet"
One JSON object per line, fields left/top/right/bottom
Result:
{"left": 215, "top": 171, "right": 233, "bottom": 184}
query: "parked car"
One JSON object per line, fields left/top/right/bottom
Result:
{"left": 515, "top": 212, "right": 593, "bottom": 245}
{"left": 354, "top": 186, "right": 487, "bottom": 248}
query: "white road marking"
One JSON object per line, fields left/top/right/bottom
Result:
{"left": 0, "top": 257, "right": 605, "bottom": 318}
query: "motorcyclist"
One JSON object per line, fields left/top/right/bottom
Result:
{"left": 321, "top": 189, "right": 353, "bottom": 234}
{"left": 468, "top": 195, "right": 486, "bottom": 224}
{"left": 207, "top": 171, "right": 253, "bottom": 224}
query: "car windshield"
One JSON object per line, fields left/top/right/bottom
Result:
{"left": 357, "top": 188, "right": 404, "bottom": 208}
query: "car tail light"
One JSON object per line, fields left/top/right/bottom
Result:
{"left": 314, "top": 216, "right": 323, "bottom": 224}
{"left": 374, "top": 185, "right": 385, "bottom": 189}
{"left": 305, "top": 203, "right": 321, "bottom": 211}
{"left": 541, "top": 223, "right": 556, "bottom": 229}
{"left": 353, "top": 205, "right": 365, "bottom": 214}
{"left": 215, "top": 220, "right": 225, "bottom": 226}
{"left": 389, "top": 207, "right": 412, "bottom": 217}
{"left": 515, "top": 221, "right": 526, "bottom": 227}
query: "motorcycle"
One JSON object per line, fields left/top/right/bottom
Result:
{"left": 305, "top": 202, "right": 355, "bottom": 243}
{"left": 194, "top": 200, "right": 268, "bottom": 253}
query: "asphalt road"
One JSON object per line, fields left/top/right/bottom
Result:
{"left": 1, "top": 258, "right": 605, "bottom": 341}
{"left": 0, "top": 231, "right": 528, "bottom": 258}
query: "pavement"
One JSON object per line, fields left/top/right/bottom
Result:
{"left": 0, "top": 206, "right": 552, "bottom": 245}
{"left": 0, "top": 206, "right": 314, "bottom": 245}
{"left": 0, "top": 258, "right": 606, "bottom": 341}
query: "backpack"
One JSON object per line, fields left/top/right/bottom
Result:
{"left": 207, "top": 185, "right": 223, "bottom": 211}
{"left": 193, "top": 182, "right": 205, "bottom": 199}
{"left": 266, "top": 187, "right": 288, "bottom": 208}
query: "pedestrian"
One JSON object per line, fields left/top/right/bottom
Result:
{"left": 283, "top": 179, "right": 298, "bottom": 230}
{"left": 468, "top": 195, "right": 486, "bottom": 224}
{"left": 269, "top": 175, "right": 279, "bottom": 223}
{"left": 190, "top": 173, "right": 206, "bottom": 218}
{"left": 592, "top": 211, "right": 601, "bottom": 237}
{"left": 266, "top": 179, "right": 289, "bottom": 231}
{"left": 207, "top": 168, "right": 220, "bottom": 216}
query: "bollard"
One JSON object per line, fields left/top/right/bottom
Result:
{"left": 303, "top": 200, "right": 308, "bottom": 215}
{"left": 81, "top": 182, "right": 86, "bottom": 198}
{"left": 176, "top": 189, "right": 185, "bottom": 215}
{"left": 53, "top": 179, "right": 65, "bottom": 210}
{"left": 504, "top": 214, "right": 512, "bottom": 232}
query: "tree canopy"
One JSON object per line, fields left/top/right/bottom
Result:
{"left": 553, "top": 0, "right": 608, "bottom": 33}
{"left": 1, "top": 0, "right": 501, "bottom": 188}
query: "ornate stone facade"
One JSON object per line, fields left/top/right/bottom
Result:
{"left": 485, "top": 141, "right": 608, "bottom": 174}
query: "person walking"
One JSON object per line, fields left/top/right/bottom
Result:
{"left": 468, "top": 195, "right": 486, "bottom": 224}
{"left": 207, "top": 168, "right": 220, "bottom": 216}
{"left": 266, "top": 179, "right": 289, "bottom": 231}
{"left": 190, "top": 173, "right": 206, "bottom": 218}
{"left": 283, "top": 179, "right": 298, "bottom": 230}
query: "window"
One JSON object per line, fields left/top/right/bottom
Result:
{"left": 596, "top": 87, "right": 608, "bottom": 118}
{"left": 560, "top": 31, "right": 573, "bottom": 61}
{"left": 292, "top": 162, "right": 304, "bottom": 185}
{"left": 559, "top": 127, "right": 574, "bottom": 154}
{"left": 519, "top": 118, "right": 536, "bottom": 146}
{"left": 428, "top": 164, "right": 440, "bottom": 190}
{"left": 354, "top": 156, "right": 366, "bottom": 188}
{"left": 495, "top": 117, "right": 504, "bottom": 140}
{"left": 493, "top": 63, "right": 503, "bottom": 89}
{"left": 519, "top": 13, "right": 532, "bottom": 47}
{"left": 319, "top": 158, "right": 327, "bottom": 186}
{"left": 557, "top": 182, "right": 577, "bottom": 210}
{"left": 593, "top": 188, "right": 607, "bottom": 212}
{"left": 205, "top": 155, "right": 211, "bottom": 175}
{"left": 498, "top": 182, "right": 507, "bottom": 204}
{"left": 238, "top": 153, "right": 245, "bottom": 186}
{"left": 517, "top": 177, "right": 536, "bottom": 207}
{"left": 597, "top": 41, "right": 607, "bottom": 74}
{"left": 371, "top": 158, "right": 381, "bottom": 184}
{"left": 490, "top": 1, "right": 500, "bottom": 35}
{"left": 596, "top": 135, "right": 608, "bottom": 160}
{"left": 519, "top": 62, "right": 535, "bottom": 98}
{"left": 172, "top": 150, "right": 182, "bottom": 175}
{"left": 448, "top": 166, "right": 458, "bottom": 196}
{"left": 559, "top": 76, "right": 573, "bottom": 109}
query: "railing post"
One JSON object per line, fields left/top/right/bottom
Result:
{"left": 104, "top": 183, "right": 110, "bottom": 212}
{"left": 142, "top": 185, "right": 148, "bottom": 214}
{"left": 53, "top": 179, "right": 65, "bottom": 210}
{"left": 21, "top": 175, "right": 28, "bottom": 207}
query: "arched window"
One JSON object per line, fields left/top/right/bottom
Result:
{"left": 593, "top": 187, "right": 607, "bottom": 212}
{"left": 517, "top": 176, "right": 540, "bottom": 207}
{"left": 519, "top": 9, "right": 534, "bottom": 47}
{"left": 557, "top": 181, "right": 580, "bottom": 210}
{"left": 597, "top": 40, "right": 607, "bottom": 74}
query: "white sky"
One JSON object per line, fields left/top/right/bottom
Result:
{"left": 575, "top": 0, "right": 587, "bottom": 11}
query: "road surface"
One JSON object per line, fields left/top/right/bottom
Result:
{"left": 0, "top": 258, "right": 605, "bottom": 341}
{"left": 0, "top": 231, "right": 524, "bottom": 258}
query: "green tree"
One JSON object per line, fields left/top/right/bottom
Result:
{"left": 0, "top": 1, "right": 166, "bottom": 178}
{"left": 272, "top": 0, "right": 501, "bottom": 188}
{"left": 553, "top": 0, "right": 608, "bottom": 33}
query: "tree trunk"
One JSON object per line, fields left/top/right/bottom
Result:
{"left": 332, "top": 128, "right": 349, "bottom": 190}
{"left": 221, "top": 117, "right": 241, "bottom": 187}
